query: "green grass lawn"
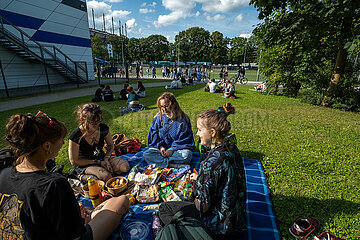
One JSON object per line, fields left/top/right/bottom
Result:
{"left": 0, "top": 84, "right": 359, "bottom": 239}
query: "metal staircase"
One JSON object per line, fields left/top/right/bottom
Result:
{"left": 0, "top": 14, "right": 89, "bottom": 84}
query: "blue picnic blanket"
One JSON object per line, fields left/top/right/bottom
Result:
{"left": 78, "top": 148, "right": 281, "bottom": 240}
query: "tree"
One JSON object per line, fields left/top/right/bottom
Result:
{"left": 90, "top": 35, "right": 107, "bottom": 60}
{"left": 128, "top": 38, "right": 142, "bottom": 62}
{"left": 209, "top": 31, "right": 229, "bottom": 64}
{"left": 252, "top": 0, "right": 360, "bottom": 105}
{"left": 142, "top": 35, "right": 169, "bottom": 61}
{"left": 228, "top": 37, "right": 246, "bottom": 65}
{"left": 175, "top": 27, "right": 211, "bottom": 63}
{"left": 107, "top": 35, "right": 129, "bottom": 63}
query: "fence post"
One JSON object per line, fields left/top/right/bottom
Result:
{"left": 0, "top": 59, "right": 10, "bottom": 98}
{"left": 97, "top": 62, "right": 101, "bottom": 85}
{"left": 84, "top": 61, "right": 88, "bottom": 82}
{"left": 40, "top": 47, "right": 51, "bottom": 92}
{"left": 75, "top": 62, "right": 80, "bottom": 88}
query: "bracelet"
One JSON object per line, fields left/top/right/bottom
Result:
{"left": 169, "top": 148, "right": 174, "bottom": 153}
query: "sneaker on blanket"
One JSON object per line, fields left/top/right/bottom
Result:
{"left": 314, "top": 232, "right": 347, "bottom": 240}
{"left": 289, "top": 217, "right": 320, "bottom": 239}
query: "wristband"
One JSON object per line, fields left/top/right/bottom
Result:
{"left": 169, "top": 148, "right": 174, "bottom": 153}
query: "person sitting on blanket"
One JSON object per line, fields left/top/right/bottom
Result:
{"left": 143, "top": 92, "right": 195, "bottom": 168}
{"left": 158, "top": 103, "right": 247, "bottom": 237}
{"left": 1, "top": 111, "right": 130, "bottom": 240}
{"left": 119, "top": 86, "right": 149, "bottom": 114}
{"left": 69, "top": 103, "right": 130, "bottom": 183}
{"left": 118, "top": 83, "right": 129, "bottom": 100}
{"left": 136, "top": 81, "right": 146, "bottom": 98}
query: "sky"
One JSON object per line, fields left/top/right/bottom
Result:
{"left": 86, "top": 0, "right": 262, "bottom": 42}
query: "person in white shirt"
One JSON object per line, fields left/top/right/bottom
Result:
{"left": 209, "top": 79, "right": 219, "bottom": 93}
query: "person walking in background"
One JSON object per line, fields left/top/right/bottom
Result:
{"left": 152, "top": 66, "right": 157, "bottom": 78}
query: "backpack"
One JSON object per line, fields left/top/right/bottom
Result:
{"left": 0, "top": 148, "right": 16, "bottom": 171}
{"left": 155, "top": 210, "right": 214, "bottom": 240}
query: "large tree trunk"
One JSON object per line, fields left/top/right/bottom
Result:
{"left": 322, "top": 15, "right": 353, "bottom": 106}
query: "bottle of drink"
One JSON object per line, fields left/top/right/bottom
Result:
{"left": 87, "top": 177, "right": 103, "bottom": 208}
{"left": 152, "top": 211, "right": 163, "bottom": 237}
{"left": 183, "top": 183, "right": 192, "bottom": 201}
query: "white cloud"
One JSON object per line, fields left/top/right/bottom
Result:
{"left": 87, "top": 1, "right": 131, "bottom": 31}
{"left": 199, "top": 0, "right": 249, "bottom": 13}
{"left": 239, "top": 33, "right": 251, "bottom": 38}
{"left": 126, "top": 18, "right": 138, "bottom": 32}
{"left": 154, "top": 0, "right": 195, "bottom": 27}
{"left": 166, "top": 35, "right": 173, "bottom": 42}
{"left": 154, "top": 0, "right": 249, "bottom": 28}
{"left": 149, "top": 1, "right": 157, "bottom": 7}
{"left": 104, "top": 0, "right": 123, "bottom": 2}
{"left": 139, "top": 8, "right": 155, "bottom": 14}
{"left": 195, "top": 11, "right": 200, "bottom": 16}
{"left": 141, "top": 2, "right": 147, "bottom": 7}
{"left": 235, "top": 14, "right": 243, "bottom": 22}
{"left": 206, "top": 14, "right": 225, "bottom": 21}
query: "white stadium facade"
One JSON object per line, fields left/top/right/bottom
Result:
{"left": 0, "top": 0, "right": 95, "bottom": 97}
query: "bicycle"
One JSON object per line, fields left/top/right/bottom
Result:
{"left": 230, "top": 75, "right": 248, "bottom": 85}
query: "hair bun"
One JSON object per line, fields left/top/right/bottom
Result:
{"left": 218, "top": 103, "right": 235, "bottom": 116}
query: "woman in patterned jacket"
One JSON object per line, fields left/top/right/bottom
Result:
{"left": 158, "top": 103, "right": 246, "bottom": 237}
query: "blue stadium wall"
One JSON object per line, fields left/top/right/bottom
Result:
{"left": 0, "top": 0, "right": 95, "bottom": 93}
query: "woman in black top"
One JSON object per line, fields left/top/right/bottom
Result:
{"left": 1, "top": 111, "right": 130, "bottom": 240}
{"left": 69, "top": 103, "right": 130, "bottom": 183}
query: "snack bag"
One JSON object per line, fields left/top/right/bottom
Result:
{"left": 136, "top": 185, "right": 160, "bottom": 203}
{"left": 166, "top": 165, "right": 190, "bottom": 182}
{"left": 160, "top": 168, "right": 172, "bottom": 182}
{"left": 158, "top": 185, "right": 181, "bottom": 202}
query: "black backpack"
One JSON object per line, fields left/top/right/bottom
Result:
{"left": 0, "top": 148, "right": 16, "bottom": 171}
{"left": 155, "top": 210, "right": 214, "bottom": 240}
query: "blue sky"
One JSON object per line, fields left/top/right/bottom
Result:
{"left": 87, "top": 0, "right": 262, "bottom": 42}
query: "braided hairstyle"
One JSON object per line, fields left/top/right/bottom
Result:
{"left": 197, "top": 103, "right": 235, "bottom": 140}
{"left": 76, "top": 103, "right": 102, "bottom": 130}
{"left": 5, "top": 113, "right": 66, "bottom": 162}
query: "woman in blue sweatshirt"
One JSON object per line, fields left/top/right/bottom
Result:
{"left": 143, "top": 92, "right": 195, "bottom": 168}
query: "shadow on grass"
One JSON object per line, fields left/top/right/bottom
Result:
{"left": 240, "top": 151, "right": 266, "bottom": 162}
{"left": 272, "top": 194, "right": 360, "bottom": 239}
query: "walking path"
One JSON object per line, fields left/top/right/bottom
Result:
{"left": 0, "top": 78, "right": 259, "bottom": 112}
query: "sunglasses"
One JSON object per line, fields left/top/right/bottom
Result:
{"left": 89, "top": 118, "right": 102, "bottom": 125}
{"left": 36, "top": 111, "right": 56, "bottom": 126}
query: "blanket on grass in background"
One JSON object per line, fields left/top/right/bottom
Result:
{"left": 78, "top": 148, "right": 281, "bottom": 240}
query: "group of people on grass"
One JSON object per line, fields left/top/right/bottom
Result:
{"left": 205, "top": 79, "right": 237, "bottom": 98}
{"left": 0, "top": 92, "right": 246, "bottom": 240}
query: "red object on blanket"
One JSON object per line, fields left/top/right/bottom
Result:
{"left": 115, "top": 138, "right": 142, "bottom": 155}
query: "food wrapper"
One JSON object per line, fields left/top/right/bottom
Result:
{"left": 134, "top": 173, "right": 151, "bottom": 185}
{"left": 158, "top": 185, "right": 181, "bottom": 202}
{"left": 166, "top": 165, "right": 190, "bottom": 182}
{"left": 136, "top": 185, "right": 160, "bottom": 203}
{"left": 160, "top": 168, "right": 172, "bottom": 182}
{"left": 150, "top": 167, "right": 162, "bottom": 185}
{"left": 143, "top": 204, "right": 160, "bottom": 211}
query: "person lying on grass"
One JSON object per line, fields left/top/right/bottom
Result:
{"left": 1, "top": 111, "right": 129, "bottom": 240}
{"left": 69, "top": 103, "right": 130, "bottom": 183}
{"left": 158, "top": 103, "right": 247, "bottom": 237}
{"left": 143, "top": 92, "right": 195, "bottom": 168}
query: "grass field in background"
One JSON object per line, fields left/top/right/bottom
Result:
{"left": 0, "top": 84, "right": 359, "bottom": 239}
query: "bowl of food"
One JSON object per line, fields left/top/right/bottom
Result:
{"left": 82, "top": 180, "right": 105, "bottom": 198}
{"left": 106, "top": 176, "right": 128, "bottom": 196}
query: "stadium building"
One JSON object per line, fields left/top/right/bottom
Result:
{"left": 0, "top": 0, "right": 95, "bottom": 97}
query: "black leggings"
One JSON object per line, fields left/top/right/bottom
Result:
{"left": 158, "top": 201, "right": 200, "bottom": 225}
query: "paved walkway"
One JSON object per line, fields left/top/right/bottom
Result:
{"left": 0, "top": 78, "right": 259, "bottom": 112}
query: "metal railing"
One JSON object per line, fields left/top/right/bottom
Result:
{"left": 0, "top": 14, "right": 88, "bottom": 84}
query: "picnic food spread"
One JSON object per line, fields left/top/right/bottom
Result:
{"left": 80, "top": 164, "right": 195, "bottom": 208}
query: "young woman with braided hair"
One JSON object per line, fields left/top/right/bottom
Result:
{"left": 0, "top": 111, "right": 129, "bottom": 240}
{"left": 158, "top": 103, "right": 247, "bottom": 238}
{"left": 69, "top": 103, "right": 130, "bottom": 183}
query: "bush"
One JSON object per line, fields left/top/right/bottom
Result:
{"left": 298, "top": 88, "right": 324, "bottom": 106}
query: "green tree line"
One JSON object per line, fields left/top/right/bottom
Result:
{"left": 90, "top": 27, "right": 258, "bottom": 65}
